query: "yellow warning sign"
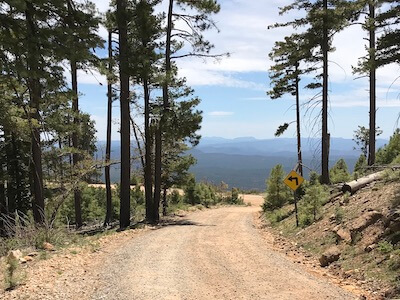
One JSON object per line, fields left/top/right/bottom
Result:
{"left": 283, "top": 170, "right": 304, "bottom": 191}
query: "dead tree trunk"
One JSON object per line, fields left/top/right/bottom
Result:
{"left": 342, "top": 171, "right": 384, "bottom": 194}
{"left": 295, "top": 63, "right": 303, "bottom": 176}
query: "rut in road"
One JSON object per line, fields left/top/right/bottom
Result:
{"left": 93, "top": 202, "right": 355, "bottom": 300}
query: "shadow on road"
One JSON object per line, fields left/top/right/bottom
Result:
{"left": 157, "top": 218, "right": 216, "bottom": 228}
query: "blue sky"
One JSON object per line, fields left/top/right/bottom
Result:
{"left": 75, "top": 0, "right": 400, "bottom": 141}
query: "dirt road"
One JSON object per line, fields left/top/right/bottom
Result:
{"left": 93, "top": 196, "right": 355, "bottom": 300}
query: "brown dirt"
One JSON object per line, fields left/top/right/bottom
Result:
{"left": 265, "top": 181, "right": 400, "bottom": 299}
{"left": 1, "top": 197, "right": 366, "bottom": 300}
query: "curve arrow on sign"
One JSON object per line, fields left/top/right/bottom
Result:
{"left": 288, "top": 176, "right": 298, "bottom": 186}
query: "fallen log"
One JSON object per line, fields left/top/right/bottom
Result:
{"left": 342, "top": 171, "right": 385, "bottom": 195}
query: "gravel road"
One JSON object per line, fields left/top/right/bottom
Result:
{"left": 93, "top": 197, "right": 355, "bottom": 300}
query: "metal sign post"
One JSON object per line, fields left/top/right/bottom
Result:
{"left": 284, "top": 168, "right": 304, "bottom": 227}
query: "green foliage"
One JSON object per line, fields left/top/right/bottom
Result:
{"left": 183, "top": 176, "right": 227, "bottom": 207}
{"left": 330, "top": 158, "right": 351, "bottom": 183}
{"left": 376, "top": 1, "right": 400, "bottom": 67}
{"left": 388, "top": 250, "right": 400, "bottom": 271}
{"left": 226, "top": 188, "right": 244, "bottom": 205}
{"left": 192, "top": 183, "right": 218, "bottom": 208}
{"left": 300, "top": 182, "right": 328, "bottom": 227}
{"left": 378, "top": 241, "right": 394, "bottom": 254}
{"left": 376, "top": 129, "right": 400, "bottom": 165}
{"left": 184, "top": 175, "right": 197, "bottom": 205}
{"left": 334, "top": 206, "right": 344, "bottom": 224}
{"left": 263, "top": 165, "right": 292, "bottom": 211}
{"left": 4, "top": 252, "right": 20, "bottom": 290}
{"left": 266, "top": 207, "right": 293, "bottom": 224}
{"left": 353, "top": 154, "right": 367, "bottom": 179}
{"left": 352, "top": 126, "right": 383, "bottom": 157}
{"left": 169, "top": 190, "right": 183, "bottom": 205}
{"left": 309, "top": 171, "right": 320, "bottom": 186}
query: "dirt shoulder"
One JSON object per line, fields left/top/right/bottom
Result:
{"left": 260, "top": 181, "right": 400, "bottom": 299}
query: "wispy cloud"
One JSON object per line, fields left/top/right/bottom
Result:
{"left": 208, "top": 111, "right": 234, "bottom": 116}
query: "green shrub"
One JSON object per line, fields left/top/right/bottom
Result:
{"left": 388, "top": 250, "right": 400, "bottom": 271}
{"left": 334, "top": 206, "right": 344, "bottom": 224}
{"left": 226, "top": 187, "right": 244, "bottom": 205}
{"left": 376, "top": 129, "right": 400, "bottom": 165}
{"left": 184, "top": 175, "right": 196, "bottom": 205}
{"left": 330, "top": 158, "right": 351, "bottom": 183}
{"left": 353, "top": 154, "right": 367, "bottom": 179}
{"left": 378, "top": 241, "right": 394, "bottom": 254}
{"left": 4, "top": 252, "right": 20, "bottom": 290}
{"left": 300, "top": 183, "right": 328, "bottom": 227}
{"left": 169, "top": 190, "right": 183, "bottom": 204}
{"left": 263, "top": 164, "right": 292, "bottom": 211}
{"left": 266, "top": 208, "right": 293, "bottom": 224}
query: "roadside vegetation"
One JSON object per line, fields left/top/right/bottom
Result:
{"left": 262, "top": 131, "right": 400, "bottom": 297}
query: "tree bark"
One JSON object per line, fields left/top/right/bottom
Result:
{"left": 130, "top": 117, "right": 145, "bottom": 171}
{"left": 71, "top": 60, "right": 83, "bottom": 229}
{"left": 295, "top": 63, "right": 303, "bottom": 177}
{"left": 25, "top": 2, "right": 45, "bottom": 224}
{"left": 0, "top": 153, "right": 6, "bottom": 236}
{"left": 152, "top": 0, "right": 174, "bottom": 222}
{"left": 153, "top": 124, "right": 161, "bottom": 222}
{"left": 321, "top": 0, "right": 330, "bottom": 184}
{"left": 117, "top": 0, "right": 131, "bottom": 229}
{"left": 342, "top": 171, "right": 384, "bottom": 194}
{"left": 162, "top": 186, "right": 167, "bottom": 216}
{"left": 144, "top": 78, "right": 155, "bottom": 222}
{"left": 104, "top": 30, "right": 113, "bottom": 227}
{"left": 5, "top": 133, "right": 16, "bottom": 222}
{"left": 368, "top": 3, "right": 376, "bottom": 166}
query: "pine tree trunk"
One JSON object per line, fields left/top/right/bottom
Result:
{"left": 152, "top": 0, "right": 174, "bottom": 223}
{"left": 144, "top": 78, "right": 155, "bottom": 223}
{"left": 162, "top": 186, "right": 167, "bottom": 216}
{"left": 130, "top": 117, "right": 145, "bottom": 170}
{"left": 26, "top": 2, "right": 45, "bottom": 224}
{"left": 321, "top": 0, "right": 330, "bottom": 184}
{"left": 104, "top": 30, "right": 113, "bottom": 227}
{"left": 295, "top": 64, "right": 303, "bottom": 177}
{"left": 153, "top": 125, "right": 161, "bottom": 222}
{"left": 71, "top": 60, "right": 83, "bottom": 229}
{"left": 368, "top": 3, "right": 376, "bottom": 166}
{"left": 117, "top": 0, "right": 131, "bottom": 229}
{"left": 0, "top": 158, "right": 6, "bottom": 236}
{"left": 6, "top": 133, "right": 16, "bottom": 221}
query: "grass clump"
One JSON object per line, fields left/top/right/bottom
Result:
{"left": 3, "top": 252, "right": 25, "bottom": 291}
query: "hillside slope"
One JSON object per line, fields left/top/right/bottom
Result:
{"left": 263, "top": 179, "right": 400, "bottom": 298}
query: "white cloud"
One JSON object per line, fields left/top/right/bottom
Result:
{"left": 208, "top": 111, "right": 234, "bottom": 116}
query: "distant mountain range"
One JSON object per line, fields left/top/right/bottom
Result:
{"left": 95, "top": 137, "right": 389, "bottom": 191}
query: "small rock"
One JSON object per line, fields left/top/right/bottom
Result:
{"left": 364, "top": 244, "right": 377, "bottom": 252}
{"left": 23, "top": 256, "right": 33, "bottom": 262}
{"left": 43, "top": 242, "right": 55, "bottom": 251}
{"left": 8, "top": 249, "right": 23, "bottom": 261}
{"left": 335, "top": 228, "right": 351, "bottom": 243}
{"left": 19, "top": 257, "right": 27, "bottom": 264}
{"left": 329, "top": 214, "right": 336, "bottom": 222}
{"left": 319, "top": 246, "right": 341, "bottom": 267}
